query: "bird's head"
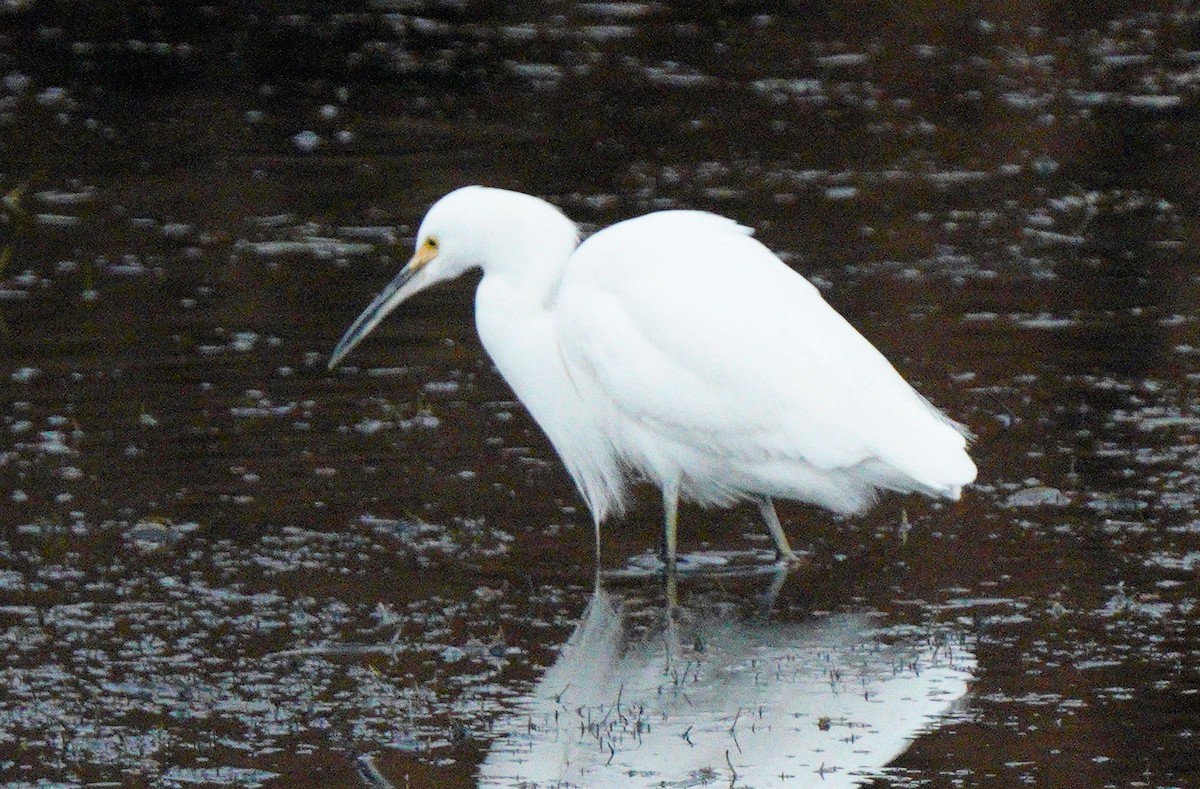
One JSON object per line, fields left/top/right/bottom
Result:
{"left": 327, "top": 185, "right": 577, "bottom": 370}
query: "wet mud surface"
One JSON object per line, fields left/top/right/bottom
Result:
{"left": 1, "top": 2, "right": 1199, "bottom": 787}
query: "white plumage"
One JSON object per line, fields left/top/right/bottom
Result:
{"left": 329, "top": 186, "right": 976, "bottom": 569}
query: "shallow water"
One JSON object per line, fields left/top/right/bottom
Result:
{"left": 1, "top": 3, "right": 1199, "bottom": 787}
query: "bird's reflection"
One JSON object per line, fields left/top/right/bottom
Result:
{"left": 480, "top": 574, "right": 975, "bottom": 788}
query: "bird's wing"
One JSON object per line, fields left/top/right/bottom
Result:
{"left": 555, "top": 211, "right": 973, "bottom": 492}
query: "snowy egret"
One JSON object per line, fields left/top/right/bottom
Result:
{"left": 329, "top": 186, "right": 976, "bottom": 570}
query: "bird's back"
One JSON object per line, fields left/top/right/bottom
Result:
{"left": 555, "top": 210, "right": 976, "bottom": 514}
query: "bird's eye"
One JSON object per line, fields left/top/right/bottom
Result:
{"left": 426, "top": 237, "right": 439, "bottom": 249}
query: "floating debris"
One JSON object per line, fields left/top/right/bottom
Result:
{"left": 1004, "top": 486, "right": 1072, "bottom": 508}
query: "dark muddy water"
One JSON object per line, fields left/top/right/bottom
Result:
{"left": 2, "top": 2, "right": 1199, "bottom": 787}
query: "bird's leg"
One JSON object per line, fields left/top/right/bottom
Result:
{"left": 661, "top": 480, "right": 680, "bottom": 573}
{"left": 591, "top": 514, "right": 603, "bottom": 593}
{"left": 758, "top": 564, "right": 791, "bottom": 613}
{"left": 757, "top": 497, "right": 801, "bottom": 563}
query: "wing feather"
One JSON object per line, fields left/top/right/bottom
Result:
{"left": 555, "top": 211, "right": 975, "bottom": 499}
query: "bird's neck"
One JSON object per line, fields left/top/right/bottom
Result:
{"left": 480, "top": 236, "right": 577, "bottom": 311}
{"left": 472, "top": 249, "right": 626, "bottom": 525}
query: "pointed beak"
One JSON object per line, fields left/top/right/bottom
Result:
{"left": 327, "top": 245, "right": 437, "bottom": 370}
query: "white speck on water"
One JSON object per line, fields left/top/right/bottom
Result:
{"left": 4, "top": 71, "right": 30, "bottom": 93}
{"left": 36, "top": 86, "right": 67, "bottom": 105}
{"left": 11, "top": 367, "right": 41, "bottom": 383}
{"left": 292, "top": 130, "right": 321, "bottom": 151}
{"left": 109, "top": 254, "right": 146, "bottom": 275}
{"left": 354, "top": 418, "right": 388, "bottom": 435}
{"left": 578, "top": 2, "right": 657, "bottom": 19}
{"left": 231, "top": 332, "right": 258, "bottom": 352}
{"left": 230, "top": 401, "right": 297, "bottom": 419}
{"left": 751, "top": 77, "right": 823, "bottom": 96}
{"left": 1144, "top": 551, "right": 1200, "bottom": 572}
{"left": 1137, "top": 414, "right": 1200, "bottom": 431}
{"left": 815, "top": 52, "right": 869, "bottom": 67}
{"left": 925, "top": 170, "right": 990, "bottom": 185}
{"left": 399, "top": 411, "right": 440, "bottom": 430}
{"left": 160, "top": 766, "right": 280, "bottom": 786}
{"left": 11, "top": 270, "right": 41, "bottom": 287}
{"left": 580, "top": 24, "right": 635, "bottom": 41}
{"left": 423, "top": 380, "right": 460, "bottom": 395}
{"left": 1101, "top": 53, "right": 1151, "bottom": 68}
{"left": 1127, "top": 93, "right": 1182, "bottom": 109}
{"left": 249, "top": 213, "right": 297, "bottom": 228}
{"left": 1023, "top": 228, "right": 1086, "bottom": 246}
{"left": 499, "top": 23, "right": 538, "bottom": 41}
{"left": 1031, "top": 156, "right": 1060, "bottom": 176}
{"left": 34, "top": 213, "right": 82, "bottom": 227}
{"left": 1015, "top": 313, "right": 1077, "bottom": 329}
{"left": 509, "top": 62, "right": 563, "bottom": 81}
{"left": 238, "top": 239, "right": 374, "bottom": 258}
{"left": 35, "top": 188, "right": 94, "bottom": 206}
{"left": 644, "top": 64, "right": 710, "bottom": 87}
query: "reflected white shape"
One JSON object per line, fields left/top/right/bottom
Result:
{"left": 480, "top": 584, "right": 975, "bottom": 788}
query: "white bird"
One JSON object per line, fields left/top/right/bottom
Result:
{"left": 329, "top": 186, "right": 976, "bottom": 571}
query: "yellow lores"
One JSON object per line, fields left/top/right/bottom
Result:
{"left": 411, "top": 236, "right": 439, "bottom": 267}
